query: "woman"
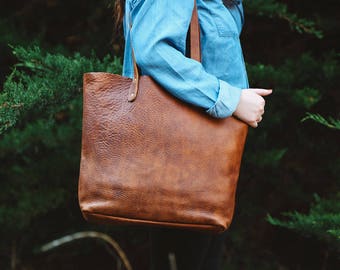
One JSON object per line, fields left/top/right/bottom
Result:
{"left": 115, "top": 0, "right": 272, "bottom": 269}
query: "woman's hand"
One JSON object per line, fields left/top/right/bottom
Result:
{"left": 233, "top": 88, "right": 273, "bottom": 128}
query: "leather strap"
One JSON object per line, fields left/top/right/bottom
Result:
{"left": 190, "top": 0, "right": 201, "bottom": 62}
{"left": 129, "top": 0, "right": 201, "bottom": 101}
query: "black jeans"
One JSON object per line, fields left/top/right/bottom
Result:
{"left": 149, "top": 228, "right": 227, "bottom": 270}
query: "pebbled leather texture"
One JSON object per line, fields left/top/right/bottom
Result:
{"left": 78, "top": 73, "right": 248, "bottom": 233}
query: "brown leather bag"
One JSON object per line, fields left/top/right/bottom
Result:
{"left": 78, "top": 2, "right": 248, "bottom": 233}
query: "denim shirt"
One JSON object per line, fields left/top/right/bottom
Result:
{"left": 122, "top": 0, "right": 249, "bottom": 118}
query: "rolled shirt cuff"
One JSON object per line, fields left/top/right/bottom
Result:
{"left": 206, "top": 79, "right": 242, "bottom": 118}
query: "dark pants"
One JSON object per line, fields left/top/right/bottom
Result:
{"left": 149, "top": 228, "right": 227, "bottom": 270}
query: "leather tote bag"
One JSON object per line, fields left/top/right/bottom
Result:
{"left": 78, "top": 2, "right": 248, "bottom": 233}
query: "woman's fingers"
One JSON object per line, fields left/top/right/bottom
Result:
{"left": 250, "top": 116, "right": 262, "bottom": 128}
{"left": 249, "top": 88, "right": 273, "bottom": 96}
{"left": 233, "top": 88, "right": 273, "bottom": 128}
{"left": 250, "top": 117, "right": 262, "bottom": 128}
{"left": 250, "top": 121, "right": 258, "bottom": 128}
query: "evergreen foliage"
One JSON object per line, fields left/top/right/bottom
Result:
{"left": 302, "top": 112, "right": 340, "bottom": 130}
{"left": 0, "top": 46, "right": 121, "bottom": 134}
{"left": 0, "top": 46, "right": 122, "bottom": 268}
{"left": 267, "top": 91, "right": 340, "bottom": 251}
{"left": 244, "top": 0, "right": 323, "bottom": 38}
{"left": 267, "top": 193, "right": 340, "bottom": 247}
{"left": 0, "top": 0, "right": 339, "bottom": 269}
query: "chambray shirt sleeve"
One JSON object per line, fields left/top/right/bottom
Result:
{"left": 129, "top": 0, "right": 242, "bottom": 118}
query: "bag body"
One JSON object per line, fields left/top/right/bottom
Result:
{"left": 78, "top": 1, "right": 248, "bottom": 233}
{"left": 78, "top": 73, "right": 247, "bottom": 232}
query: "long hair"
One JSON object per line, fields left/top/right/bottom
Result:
{"left": 114, "top": 0, "right": 125, "bottom": 27}
{"left": 114, "top": 0, "right": 237, "bottom": 26}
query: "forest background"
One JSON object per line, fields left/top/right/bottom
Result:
{"left": 0, "top": 0, "right": 339, "bottom": 269}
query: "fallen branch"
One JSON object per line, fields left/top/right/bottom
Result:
{"left": 38, "top": 231, "right": 132, "bottom": 270}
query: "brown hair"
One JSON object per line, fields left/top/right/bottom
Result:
{"left": 114, "top": 0, "right": 236, "bottom": 26}
{"left": 114, "top": 0, "right": 125, "bottom": 27}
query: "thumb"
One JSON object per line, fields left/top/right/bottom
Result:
{"left": 250, "top": 88, "right": 273, "bottom": 96}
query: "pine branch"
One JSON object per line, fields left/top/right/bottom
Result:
{"left": 244, "top": 0, "right": 323, "bottom": 38}
{"left": 267, "top": 193, "right": 340, "bottom": 247}
{"left": 0, "top": 45, "right": 122, "bottom": 135}
{"left": 301, "top": 113, "right": 340, "bottom": 130}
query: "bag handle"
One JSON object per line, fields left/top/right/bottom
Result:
{"left": 190, "top": 0, "right": 201, "bottom": 63}
{"left": 128, "top": 0, "right": 201, "bottom": 102}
